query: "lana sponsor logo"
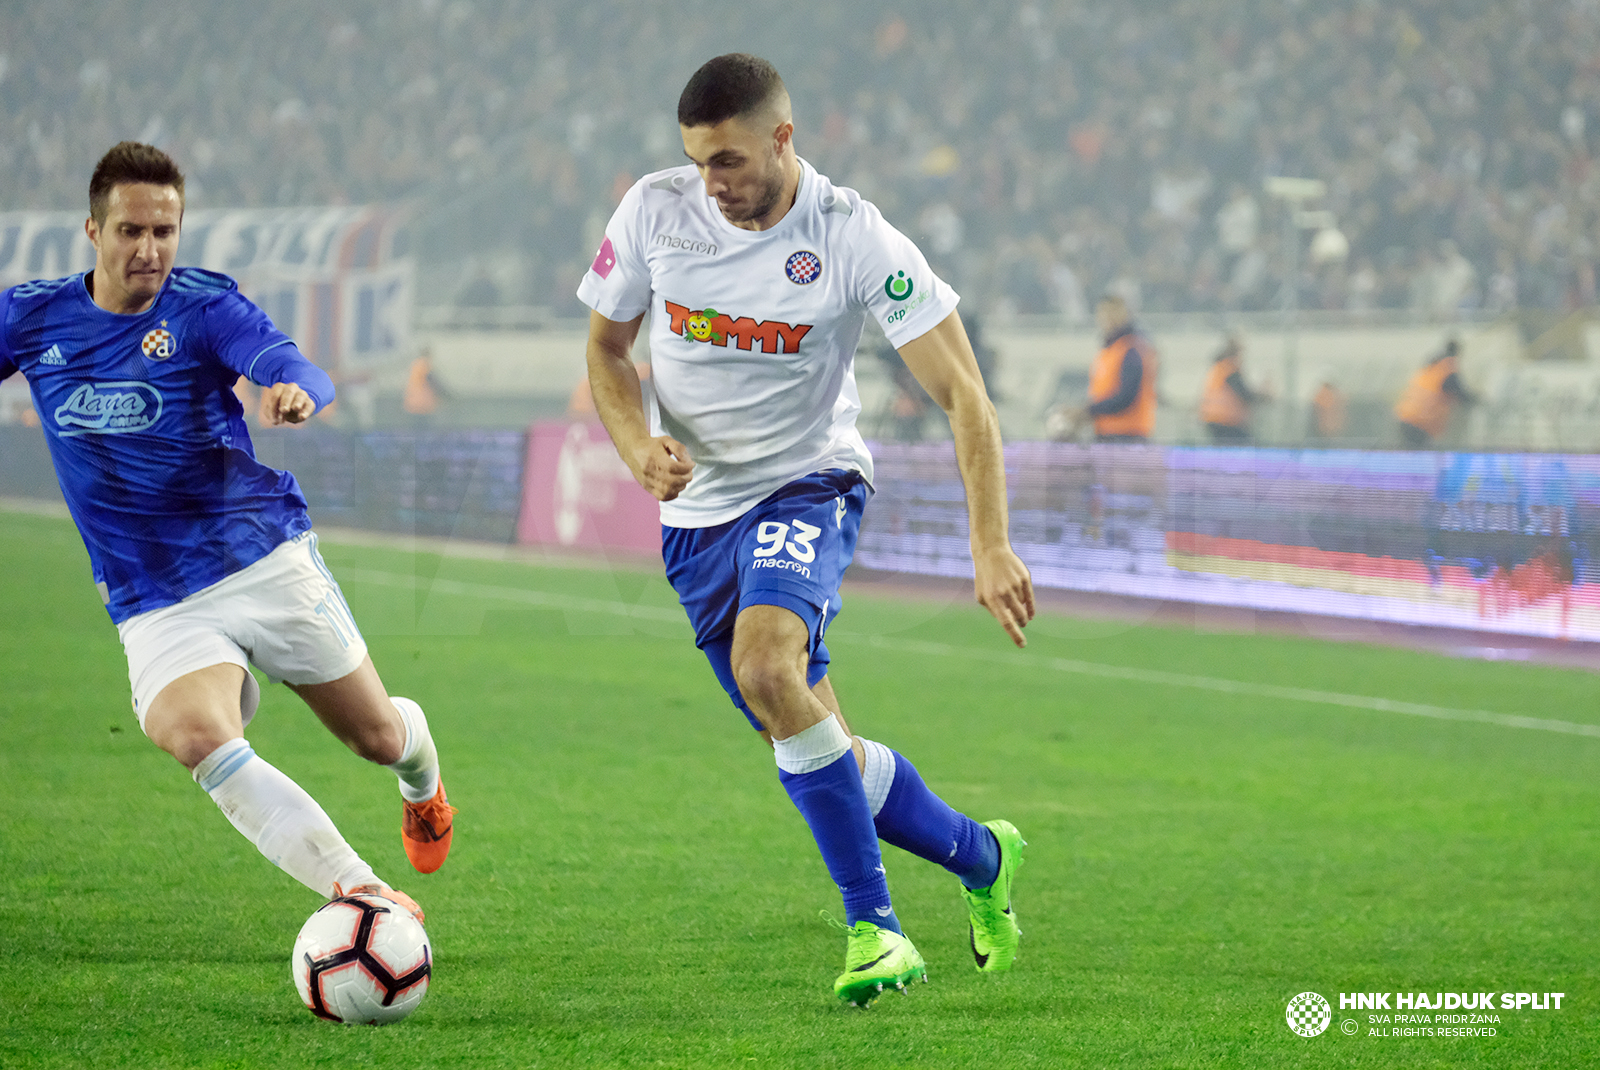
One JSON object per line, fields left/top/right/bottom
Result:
{"left": 665, "top": 300, "right": 813, "bottom": 354}
{"left": 53, "top": 382, "right": 163, "bottom": 436}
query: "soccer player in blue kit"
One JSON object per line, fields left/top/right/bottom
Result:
{"left": 0, "top": 143, "right": 456, "bottom": 920}
{"left": 581, "top": 56, "right": 1037, "bottom": 1005}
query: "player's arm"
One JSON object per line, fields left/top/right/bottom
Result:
{"left": 249, "top": 344, "right": 334, "bottom": 425}
{"left": 205, "top": 291, "right": 332, "bottom": 425}
{"left": 586, "top": 309, "right": 694, "bottom": 501}
{"left": 897, "top": 310, "right": 1036, "bottom": 647}
{"left": 0, "top": 291, "right": 16, "bottom": 381}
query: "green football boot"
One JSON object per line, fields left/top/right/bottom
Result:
{"left": 961, "top": 819, "right": 1027, "bottom": 971}
{"left": 826, "top": 915, "right": 928, "bottom": 1007}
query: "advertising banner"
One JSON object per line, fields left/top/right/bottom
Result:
{"left": 857, "top": 443, "right": 1600, "bottom": 642}
{"left": 252, "top": 427, "right": 527, "bottom": 542}
{"left": 517, "top": 420, "right": 659, "bottom": 553}
{"left": 0, "top": 208, "right": 412, "bottom": 372}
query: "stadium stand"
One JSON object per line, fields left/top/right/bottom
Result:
{"left": 2, "top": 0, "right": 1596, "bottom": 320}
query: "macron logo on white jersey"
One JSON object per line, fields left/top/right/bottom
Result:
{"left": 40, "top": 344, "right": 67, "bottom": 366}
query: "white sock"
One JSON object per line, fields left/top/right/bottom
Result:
{"left": 386, "top": 697, "right": 441, "bottom": 804}
{"left": 772, "top": 716, "right": 852, "bottom": 774}
{"left": 193, "top": 738, "right": 379, "bottom": 897}
{"left": 857, "top": 737, "right": 897, "bottom": 817}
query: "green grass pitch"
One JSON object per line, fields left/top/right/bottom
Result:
{"left": 2, "top": 505, "right": 1597, "bottom": 1069}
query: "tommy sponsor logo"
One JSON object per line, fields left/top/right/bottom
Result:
{"left": 655, "top": 234, "right": 718, "bottom": 256}
{"left": 39, "top": 344, "right": 68, "bottom": 366}
{"left": 665, "top": 300, "right": 813, "bottom": 354}
{"left": 53, "top": 381, "right": 163, "bottom": 436}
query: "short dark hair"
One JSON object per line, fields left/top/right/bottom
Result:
{"left": 678, "top": 53, "right": 785, "bottom": 127}
{"left": 89, "top": 142, "right": 185, "bottom": 225}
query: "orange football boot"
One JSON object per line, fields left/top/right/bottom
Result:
{"left": 402, "top": 780, "right": 457, "bottom": 874}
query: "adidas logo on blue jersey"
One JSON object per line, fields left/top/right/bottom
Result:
{"left": 40, "top": 344, "right": 67, "bottom": 366}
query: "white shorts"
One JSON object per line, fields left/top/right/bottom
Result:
{"left": 117, "top": 531, "right": 368, "bottom": 730}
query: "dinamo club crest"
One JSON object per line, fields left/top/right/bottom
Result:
{"left": 141, "top": 328, "right": 176, "bottom": 361}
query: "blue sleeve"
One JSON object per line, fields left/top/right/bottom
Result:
{"left": 1088, "top": 347, "right": 1144, "bottom": 417}
{"left": 250, "top": 342, "right": 335, "bottom": 410}
{"left": 0, "top": 289, "right": 16, "bottom": 381}
{"left": 202, "top": 290, "right": 334, "bottom": 410}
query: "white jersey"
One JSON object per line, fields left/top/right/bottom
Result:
{"left": 577, "top": 158, "right": 959, "bottom": 528}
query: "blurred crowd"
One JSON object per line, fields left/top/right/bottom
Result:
{"left": 4, "top": 0, "right": 1599, "bottom": 318}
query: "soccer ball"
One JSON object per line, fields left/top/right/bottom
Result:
{"left": 291, "top": 892, "right": 432, "bottom": 1025}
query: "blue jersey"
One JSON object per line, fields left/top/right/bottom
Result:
{"left": 0, "top": 268, "right": 335, "bottom": 623}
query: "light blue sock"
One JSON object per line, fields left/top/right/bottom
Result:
{"left": 861, "top": 740, "right": 1000, "bottom": 890}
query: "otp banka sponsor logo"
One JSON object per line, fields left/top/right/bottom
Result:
{"left": 665, "top": 300, "right": 813, "bottom": 354}
{"left": 882, "top": 269, "right": 931, "bottom": 325}
{"left": 53, "top": 382, "right": 163, "bottom": 437}
{"left": 752, "top": 519, "right": 822, "bottom": 577}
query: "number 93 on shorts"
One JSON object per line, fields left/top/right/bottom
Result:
{"left": 662, "top": 469, "right": 871, "bottom": 653}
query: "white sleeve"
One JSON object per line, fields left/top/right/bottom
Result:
{"left": 848, "top": 201, "right": 960, "bottom": 349}
{"left": 576, "top": 180, "right": 653, "bottom": 322}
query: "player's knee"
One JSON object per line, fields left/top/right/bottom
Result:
{"left": 347, "top": 714, "right": 405, "bottom": 766}
{"left": 144, "top": 712, "right": 241, "bottom": 772}
{"left": 730, "top": 646, "right": 800, "bottom": 714}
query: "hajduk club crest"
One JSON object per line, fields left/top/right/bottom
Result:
{"left": 785, "top": 250, "right": 822, "bottom": 285}
{"left": 141, "top": 328, "right": 176, "bottom": 360}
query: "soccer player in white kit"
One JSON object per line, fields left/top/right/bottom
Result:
{"left": 0, "top": 143, "right": 456, "bottom": 923}
{"left": 580, "top": 55, "right": 1037, "bottom": 1005}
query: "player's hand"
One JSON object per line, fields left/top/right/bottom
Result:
{"left": 629, "top": 436, "right": 695, "bottom": 501}
{"left": 1044, "top": 404, "right": 1087, "bottom": 442}
{"left": 973, "top": 545, "right": 1035, "bottom": 648}
{"left": 261, "top": 382, "right": 316, "bottom": 426}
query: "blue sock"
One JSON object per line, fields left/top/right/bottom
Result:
{"left": 873, "top": 749, "right": 1000, "bottom": 890}
{"left": 779, "top": 752, "right": 901, "bottom": 933}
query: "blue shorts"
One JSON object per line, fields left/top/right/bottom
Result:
{"left": 662, "top": 470, "right": 871, "bottom": 730}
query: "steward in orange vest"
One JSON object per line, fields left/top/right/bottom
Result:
{"left": 1086, "top": 296, "right": 1158, "bottom": 442}
{"left": 403, "top": 353, "right": 441, "bottom": 418}
{"left": 1309, "top": 381, "right": 1347, "bottom": 441}
{"left": 1395, "top": 340, "right": 1475, "bottom": 447}
{"left": 1199, "top": 338, "right": 1267, "bottom": 443}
